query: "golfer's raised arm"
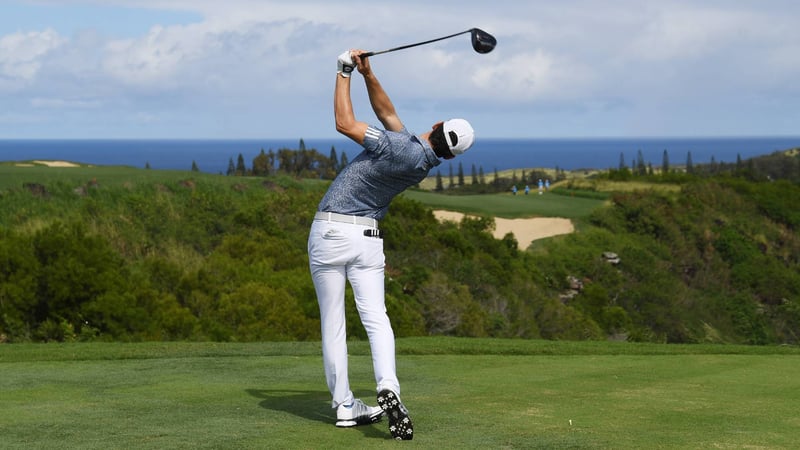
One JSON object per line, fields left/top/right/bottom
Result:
{"left": 354, "top": 51, "right": 403, "bottom": 132}
{"left": 335, "top": 51, "right": 369, "bottom": 144}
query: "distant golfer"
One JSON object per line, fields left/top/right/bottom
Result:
{"left": 307, "top": 49, "right": 475, "bottom": 440}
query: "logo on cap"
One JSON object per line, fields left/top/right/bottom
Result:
{"left": 443, "top": 119, "right": 475, "bottom": 156}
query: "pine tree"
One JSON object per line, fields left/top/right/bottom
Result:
{"left": 252, "top": 149, "right": 270, "bottom": 176}
{"left": 226, "top": 157, "right": 235, "bottom": 176}
{"left": 662, "top": 149, "right": 670, "bottom": 175}
{"left": 236, "top": 153, "right": 246, "bottom": 176}
{"left": 435, "top": 170, "right": 444, "bottom": 191}
{"left": 191, "top": 160, "right": 199, "bottom": 172}
{"left": 686, "top": 151, "right": 694, "bottom": 174}
{"left": 329, "top": 146, "right": 339, "bottom": 174}
{"left": 448, "top": 163, "right": 454, "bottom": 188}
{"left": 636, "top": 149, "right": 646, "bottom": 176}
{"left": 471, "top": 164, "right": 478, "bottom": 185}
{"left": 457, "top": 162, "right": 465, "bottom": 186}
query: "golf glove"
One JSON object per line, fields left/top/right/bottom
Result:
{"left": 337, "top": 51, "right": 355, "bottom": 77}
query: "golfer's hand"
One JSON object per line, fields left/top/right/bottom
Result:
{"left": 337, "top": 50, "right": 355, "bottom": 78}
{"left": 352, "top": 50, "right": 372, "bottom": 76}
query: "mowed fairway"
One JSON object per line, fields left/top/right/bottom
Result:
{"left": 2, "top": 339, "right": 798, "bottom": 449}
{"left": 0, "top": 163, "right": 188, "bottom": 190}
{"left": 401, "top": 189, "right": 605, "bottom": 219}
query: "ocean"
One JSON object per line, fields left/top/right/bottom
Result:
{"left": 1, "top": 136, "right": 798, "bottom": 174}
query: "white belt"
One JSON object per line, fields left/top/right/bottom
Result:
{"left": 315, "top": 211, "right": 378, "bottom": 229}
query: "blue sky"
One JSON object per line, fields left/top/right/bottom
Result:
{"left": 1, "top": 0, "right": 799, "bottom": 139}
{"left": 0, "top": 3, "right": 202, "bottom": 37}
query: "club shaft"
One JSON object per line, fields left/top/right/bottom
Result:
{"left": 361, "top": 29, "right": 473, "bottom": 58}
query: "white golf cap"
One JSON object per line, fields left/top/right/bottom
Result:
{"left": 443, "top": 118, "right": 475, "bottom": 157}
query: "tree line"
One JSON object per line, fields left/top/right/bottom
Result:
{"left": 1, "top": 149, "right": 799, "bottom": 343}
{"left": 214, "top": 139, "right": 350, "bottom": 179}
{"left": 209, "top": 140, "right": 800, "bottom": 195}
{"left": 607, "top": 149, "right": 800, "bottom": 183}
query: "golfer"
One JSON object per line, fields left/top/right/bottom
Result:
{"left": 308, "top": 49, "right": 474, "bottom": 440}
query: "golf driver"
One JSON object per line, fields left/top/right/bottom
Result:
{"left": 360, "top": 28, "right": 496, "bottom": 58}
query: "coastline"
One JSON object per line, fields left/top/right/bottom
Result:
{"left": 2, "top": 136, "right": 799, "bottom": 174}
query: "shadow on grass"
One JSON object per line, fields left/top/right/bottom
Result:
{"left": 246, "top": 389, "right": 387, "bottom": 438}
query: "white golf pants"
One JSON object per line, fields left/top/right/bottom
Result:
{"left": 308, "top": 218, "right": 400, "bottom": 408}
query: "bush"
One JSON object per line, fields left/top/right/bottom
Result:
{"left": 2, "top": 167, "right": 799, "bottom": 344}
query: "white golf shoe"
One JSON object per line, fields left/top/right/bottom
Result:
{"left": 335, "top": 398, "right": 384, "bottom": 428}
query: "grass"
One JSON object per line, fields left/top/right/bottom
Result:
{"left": 0, "top": 162, "right": 292, "bottom": 192}
{"left": 1, "top": 161, "right": 605, "bottom": 223}
{"left": 415, "top": 168, "right": 599, "bottom": 192}
{"left": 3, "top": 164, "right": 797, "bottom": 448}
{"left": 402, "top": 189, "right": 606, "bottom": 219}
{"left": 2, "top": 339, "right": 799, "bottom": 449}
{"left": 404, "top": 167, "right": 613, "bottom": 221}
{"left": 0, "top": 162, "right": 190, "bottom": 190}
{"left": 564, "top": 178, "right": 682, "bottom": 194}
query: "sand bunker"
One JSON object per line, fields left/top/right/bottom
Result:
{"left": 32, "top": 160, "right": 79, "bottom": 167}
{"left": 433, "top": 210, "right": 574, "bottom": 250}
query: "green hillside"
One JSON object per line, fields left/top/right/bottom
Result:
{"left": 1, "top": 160, "right": 798, "bottom": 345}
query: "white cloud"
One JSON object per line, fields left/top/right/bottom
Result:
{"left": 98, "top": 19, "right": 333, "bottom": 94}
{"left": 102, "top": 24, "right": 204, "bottom": 87}
{"left": 623, "top": 6, "right": 751, "bottom": 61}
{"left": 472, "top": 50, "right": 595, "bottom": 103}
{"left": 2, "top": 0, "right": 800, "bottom": 138}
{"left": 0, "top": 29, "right": 65, "bottom": 87}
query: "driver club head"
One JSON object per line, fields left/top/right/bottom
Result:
{"left": 470, "top": 28, "right": 497, "bottom": 54}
